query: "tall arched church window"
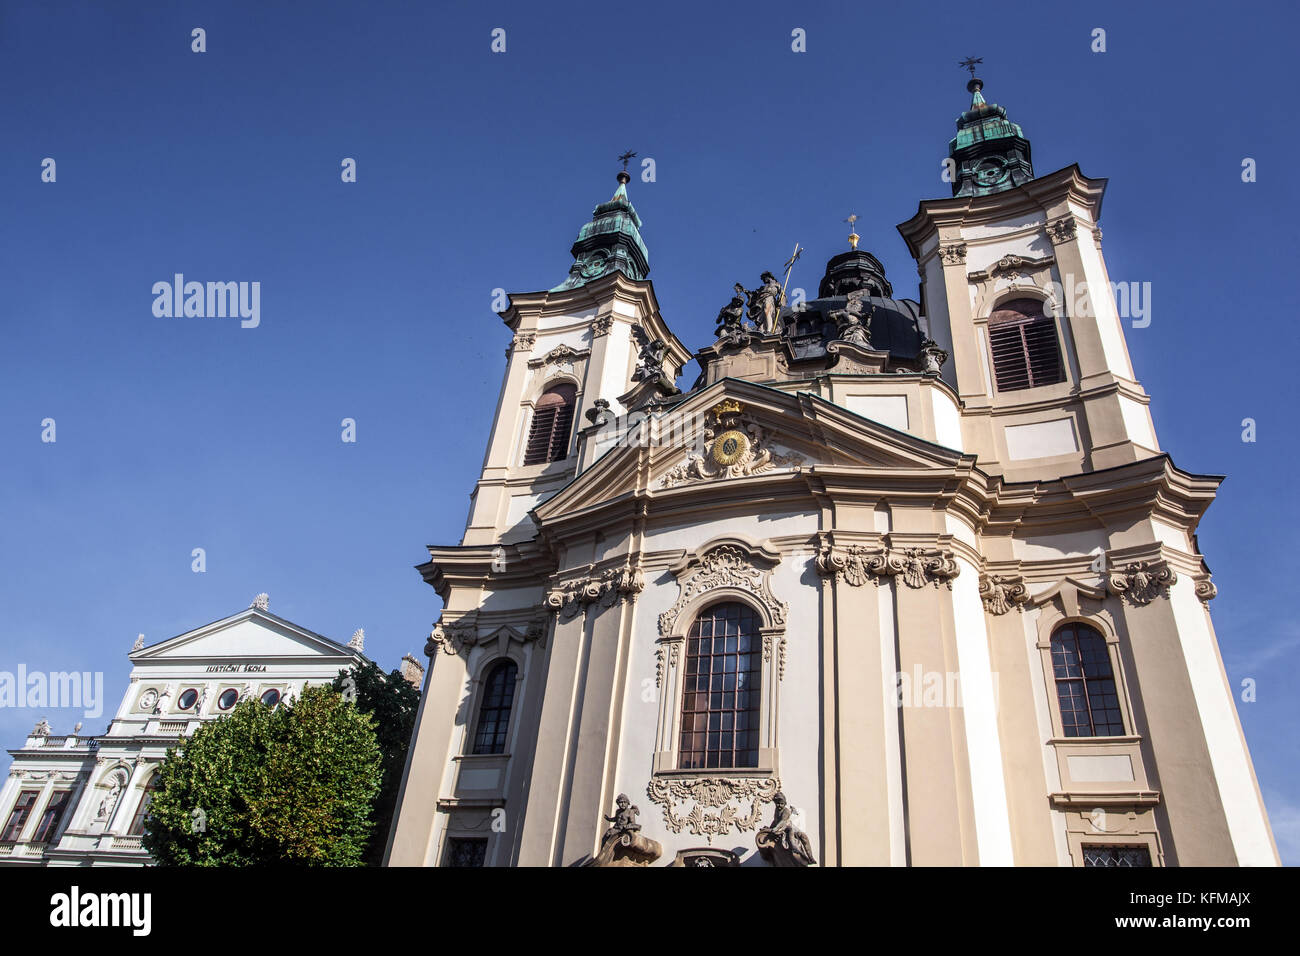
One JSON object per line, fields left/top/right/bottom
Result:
{"left": 678, "top": 602, "right": 762, "bottom": 770}
{"left": 523, "top": 384, "right": 576, "bottom": 465}
{"left": 471, "top": 660, "right": 518, "bottom": 755}
{"left": 988, "top": 298, "right": 1064, "bottom": 392}
{"left": 1051, "top": 623, "right": 1124, "bottom": 737}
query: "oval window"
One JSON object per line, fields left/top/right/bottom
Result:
{"left": 260, "top": 689, "right": 281, "bottom": 708}
{"left": 177, "top": 689, "right": 198, "bottom": 710}
{"left": 217, "top": 688, "right": 239, "bottom": 710}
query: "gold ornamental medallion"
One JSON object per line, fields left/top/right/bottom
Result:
{"left": 711, "top": 429, "right": 749, "bottom": 466}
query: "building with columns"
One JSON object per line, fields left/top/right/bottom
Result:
{"left": 387, "top": 76, "right": 1279, "bottom": 867}
{"left": 0, "top": 596, "right": 418, "bottom": 866}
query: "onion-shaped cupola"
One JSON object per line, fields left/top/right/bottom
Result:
{"left": 551, "top": 169, "right": 650, "bottom": 291}
{"left": 947, "top": 73, "right": 1034, "bottom": 197}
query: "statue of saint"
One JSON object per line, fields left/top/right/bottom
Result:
{"left": 746, "top": 272, "right": 785, "bottom": 335}
{"left": 152, "top": 686, "right": 172, "bottom": 715}
{"left": 829, "top": 290, "right": 872, "bottom": 348}
{"left": 714, "top": 283, "right": 749, "bottom": 341}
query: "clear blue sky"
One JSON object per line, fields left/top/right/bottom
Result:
{"left": 2, "top": 0, "right": 1296, "bottom": 862}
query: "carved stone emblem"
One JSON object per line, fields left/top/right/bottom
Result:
{"left": 1107, "top": 561, "right": 1177, "bottom": 605}
{"left": 660, "top": 400, "right": 802, "bottom": 488}
{"left": 646, "top": 775, "right": 780, "bottom": 837}
{"left": 816, "top": 544, "right": 960, "bottom": 590}
{"left": 979, "top": 575, "right": 1029, "bottom": 615}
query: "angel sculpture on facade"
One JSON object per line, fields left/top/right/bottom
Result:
{"left": 758, "top": 791, "right": 817, "bottom": 866}
{"left": 600, "top": 793, "right": 642, "bottom": 848}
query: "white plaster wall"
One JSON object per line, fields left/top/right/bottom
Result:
{"left": 964, "top": 231, "right": 1047, "bottom": 274}
{"left": 843, "top": 394, "right": 909, "bottom": 433}
{"left": 1022, "top": 607, "right": 1072, "bottom": 866}
{"left": 1167, "top": 580, "right": 1277, "bottom": 865}
{"left": 931, "top": 388, "right": 964, "bottom": 451}
{"left": 1013, "top": 530, "right": 1109, "bottom": 561}
{"left": 963, "top": 211, "right": 1044, "bottom": 240}
{"left": 1073, "top": 236, "right": 1136, "bottom": 380}
{"left": 1004, "top": 418, "right": 1079, "bottom": 460}
{"left": 951, "top": 558, "right": 1014, "bottom": 864}
{"left": 645, "top": 513, "right": 816, "bottom": 554}
{"left": 1118, "top": 395, "right": 1159, "bottom": 452}
{"left": 598, "top": 322, "right": 635, "bottom": 414}
{"left": 535, "top": 311, "right": 596, "bottom": 332}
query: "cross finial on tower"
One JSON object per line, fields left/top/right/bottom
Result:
{"left": 843, "top": 214, "right": 860, "bottom": 250}
{"left": 958, "top": 56, "right": 983, "bottom": 79}
{"left": 617, "top": 149, "right": 637, "bottom": 172}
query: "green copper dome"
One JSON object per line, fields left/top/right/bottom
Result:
{"left": 947, "top": 78, "right": 1034, "bottom": 197}
{"left": 552, "top": 171, "right": 650, "bottom": 291}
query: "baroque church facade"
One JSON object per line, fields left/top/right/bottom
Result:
{"left": 387, "top": 77, "right": 1279, "bottom": 867}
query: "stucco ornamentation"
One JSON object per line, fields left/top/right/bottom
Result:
{"left": 1107, "top": 561, "right": 1177, "bottom": 605}
{"left": 1195, "top": 579, "right": 1218, "bottom": 602}
{"left": 546, "top": 564, "right": 645, "bottom": 620}
{"left": 658, "top": 543, "right": 787, "bottom": 635}
{"left": 526, "top": 344, "right": 587, "bottom": 370}
{"left": 816, "top": 544, "right": 959, "bottom": 590}
{"left": 646, "top": 775, "right": 780, "bottom": 837}
{"left": 1047, "top": 217, "right": 1078, "bottom": 244}
{"left": 938, "top": 242, "right": 967, "bottom": 265}
{"left": 979, "top": 574, "right": 1029, "bottom": 615}
{"left": 659, "top": 400, "right": 802, "bottom": 488}
{"left": 590, "top": 315, "right": 614, "bottom": 337}
{"left": 510, "top": 332, "right": 536, "bottom": 353}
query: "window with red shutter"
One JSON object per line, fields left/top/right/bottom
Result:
{"left": 523, "top": 384, "right": 576, "bottom": 465}
{"left": 987, "top": 298, "right": 1064, "bottom": 392}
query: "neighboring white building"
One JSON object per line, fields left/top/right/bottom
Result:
{"left": 0, "top": 595, "right": 382, "bottom": 866}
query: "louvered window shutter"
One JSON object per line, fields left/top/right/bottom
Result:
{"left": 988, "top": 299, "right": 1064, "bottom": 392}
{"left": 523, "top": 385, "right": 576, "bottom": 464}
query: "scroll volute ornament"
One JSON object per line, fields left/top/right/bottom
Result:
{"left": 1107, "top": 561, "right": 1177, "bottom": 605}
{"left": 816, "top": 543, "right": 959, "bottom": 590}
{"left": 979, "top": 574, "right": 1029, "bottom": 615}
{"left": 657, "top": 537, "right": 787, "bottom": 636}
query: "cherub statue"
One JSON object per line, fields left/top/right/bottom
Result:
{"left": 746, "top": 271, "right": 785, "bottom": 334}
{"left": 600, "top": 793, "right": 641, "bottom": 846}
{"left": 761, "top": 791, "right": 816, "bottom": 866}
{"left": 714, "top": 283, "right": 749, "bottom": 341}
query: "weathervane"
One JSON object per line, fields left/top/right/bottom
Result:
{"left": 618, "top": 149, "right": 637, "bottom": 172}
{"left": 843, "top": 213, "right": 860, "bottom": 250}
{"left": 959, "top": 56, "right": 982, "bottom": 79}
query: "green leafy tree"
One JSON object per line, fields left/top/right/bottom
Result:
{"left": 331, "top": 660, "right": 421, "bottom": 865}
{"left": 143, "top": 685, "right": 381, "bottom": 866}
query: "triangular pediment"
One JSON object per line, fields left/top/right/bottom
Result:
{"left": 533, "top": 378, "right": 976, "bottom": 522}
{"left": 132, "top": 608, "right": 361, "bottom": 663}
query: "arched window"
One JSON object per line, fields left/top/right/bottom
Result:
{"left": 128, "top": 776, "right": 158, "bottom": 836}
{"left": 523, "top": 384, "right": 576, "bottom": 465}
{"left": 988, "top": 298, "right": 1063, "bottom": 392}
{"left": 471, "top": 660, "right": 518, "bottom": 755}
{"left": 32, "top": 790, "right": 71, "bottom": 844}
{"left": 679, "top": 602, "right": 762, "bottom": 769}
{"left": 1051, "top": 623, "right": 1124, "bottom": 737}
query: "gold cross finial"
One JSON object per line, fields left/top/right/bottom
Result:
{"left": 844, "top": 214, "right": 860, "bottom": 250}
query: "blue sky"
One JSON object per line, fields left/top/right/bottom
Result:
{"left": 2, "top": 1, "right": 1296, "bottom": 862}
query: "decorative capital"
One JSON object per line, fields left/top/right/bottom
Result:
{"left": 646, "top": 775, "right": 780, "bottom": 838}
{"left": 547, "top": 564, "right": 645, "bottom": 620}
{"left": 938, "top": 242, "right": 967, "bottom": 265}
{"left": 591, "top": 315, "right": 615, "bottom": 337}
{"left": 1107, "top": 561, "right": 1177, "bottom": 605}
{"left": 510, "top": 331, "right": 536, "bottom": 354}
{"left": 425, "top": 619, "right": 475, "bottom": 658}
{"left": 816, "top": 544, "right": 959, "bottom": 590}
{"left": 979, "top": 574, "right": 1029, "bottom": 615}
{"left": 1195, "top": 579, "right": 1218, "bottom": 603}
{"left": 1046, "top": 217, "right": 1078, "bottom": 244}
